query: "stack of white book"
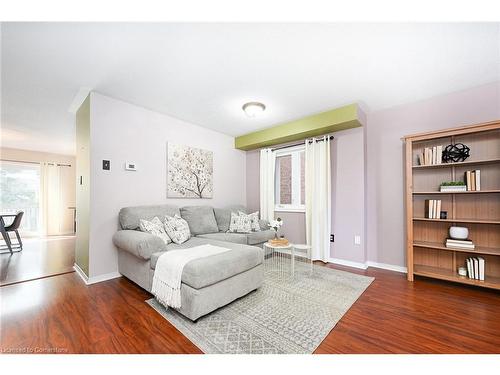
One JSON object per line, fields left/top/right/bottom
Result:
{"left": 446, "top": 238, "right": 475, "bottom": 250}
{"left": 425, "top": 199, "right": 442, "bottom": 219}
{"left": 418, "top": 146, "right": 443, "bottom": 166}
{"left": 465, "top": 257, "right": 485, "bottom": 281}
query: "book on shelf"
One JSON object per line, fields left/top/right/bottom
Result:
{"left": 446, "top": 238, "right": 473, "bottom": 245}
{"left": 425, "top": 199, "right": 442, "bottom": 219}
{"left": 436, "top": 145, "right": 442, "bottom": 164}
{"left": 464, "top": 257, "right": 485, "bottom": 280}
{"left": 418, "top": 146, "right": 443, "bottom": 166}
{"left": 464, "top": 169, "right": 481, "bottom": 191}
{"left": 478, "top": 257, "right": 485, "bottom": 281}
{"left": 466, "top": 258, "right": 472, "bottom": 278}
{"left": 473, "top": 258, "right": 479, "bottom": 280}
{"left": 446, "top": 238, "right": 475, "bottom": 249}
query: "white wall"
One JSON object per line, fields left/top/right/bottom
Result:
{"left": 88, "top": 92, "right": 247, "bottom": 278}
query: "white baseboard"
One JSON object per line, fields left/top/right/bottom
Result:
{"left": 73, "top": 263, "right": 121, "bottom": 285}
{"left": 73, "top": 263, "right": 89, "bottom": 284}
{"left": 328, "top": 258, "right": 368, "bottom": 270}
{"left": 88, "top": 271, "right": 121, "bottom": 284}
{"left": 365, "top": 261, "right": 407, "bottom": 273}
{"left": 327, "top": 258, "right": 407, "bottom": 273}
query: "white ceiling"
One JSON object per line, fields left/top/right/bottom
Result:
{"left": 1, "top": 23, "right": 499, "bottom": 155}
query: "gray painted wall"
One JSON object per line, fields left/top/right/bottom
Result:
{"left": 87, "top": 92, "right": 247, "bottom": 278}
{"left": 245, "top": 127, "right": 366, "bottom": 261}
{"left": 246, "top": 81, "right": 500, "bottom": 268}
{"left": 366, "top": 81, "right": 500, "bottom": 267}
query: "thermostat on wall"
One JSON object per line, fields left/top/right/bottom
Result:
{"left": 125, "top": 162, "right": 137, "bottom": 171}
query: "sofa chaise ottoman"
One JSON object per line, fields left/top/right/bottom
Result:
{"left": 112, "top": 204, "right": 270, "bottom": 321}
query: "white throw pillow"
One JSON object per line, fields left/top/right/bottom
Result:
{"left": 139, "top": 217, "right": 172, "bottom": 244}
{"left": 239, "top": 211, "right": 261, "bottom": 232}
{"left": 164, "top": 214, "right": 191, "bottom": 244}
{"left": 228, "top": 211, "right": 251, "bottom": 233}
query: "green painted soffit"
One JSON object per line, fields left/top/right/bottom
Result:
{"left": 234, "top": 103, "right": 364, "bottom": 151}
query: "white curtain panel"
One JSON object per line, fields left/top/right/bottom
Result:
{"left": 305, "top": 136, "right": 332, "bottom": 262}
{"left": 40, "top": 162, "right": 62, "bottom": 236}
{"left": 259, "top": 148, "right": 276, "bottom": 222}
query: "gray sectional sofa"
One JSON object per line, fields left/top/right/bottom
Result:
{"left": 112, "top": 204, "right": 275, "bottom": 320}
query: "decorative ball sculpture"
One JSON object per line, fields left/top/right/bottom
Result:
{"left": 442, "top": 143, "right": 470, "bottom": 163}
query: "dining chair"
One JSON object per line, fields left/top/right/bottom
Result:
{"left": 0, "top": 211, "right": 24, "bottom": 254}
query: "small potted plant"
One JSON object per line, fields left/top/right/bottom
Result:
{"left": 268, "top": 217, "right": 283, "bottom": 239}
{"left": 440, "top": 181, "right": 467, "bottom": 192}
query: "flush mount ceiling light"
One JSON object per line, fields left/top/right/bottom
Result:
{"left": 242, "top": 102, "right": 266, "bottom": 118}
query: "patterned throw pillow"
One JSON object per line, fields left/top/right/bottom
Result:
{"left": 163, "top": 214, "right": 191, "bottom": 244}
{"left": 239, "top": 211, "right": 261, "bottom": 232}
{"left": 228, "top": 212, "right": 251, "bottom": 233}
{"left": 139, "top": 217, "right": 172, "bottom": 244}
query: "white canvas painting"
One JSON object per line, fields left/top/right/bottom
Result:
{"left": 167, "top": 143, "right": 213, "bottom": 198}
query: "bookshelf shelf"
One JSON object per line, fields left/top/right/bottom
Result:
{"left": 413, "top": 241, "right": 500, "bottom": 256}
{"left": 413, "top": 218, "right": 500, "bottom": 225}
{"left": 404, "top": 120, "right": 500, "bottom": 290}
{"left": 413, "top": 265, "right": 500, "bottom": 290}
{"left": 412, "top": 157, "right": 500, "bottom": 169}
{"left": 413, "top": 190, "right": 500, "bottom": 195}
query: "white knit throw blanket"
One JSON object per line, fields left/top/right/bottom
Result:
{"left": 152, "top": 244, "right": 231, "bottom": 309}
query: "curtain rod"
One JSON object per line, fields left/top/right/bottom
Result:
{"left": 0, "top": 159, "right": 72, "bottom": 167}
{"left": 270, "top": 135, "right": 334, "bottom": 152}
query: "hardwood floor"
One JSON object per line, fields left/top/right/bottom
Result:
{"left": 1, "top": 263, "right": 499, "bottom": 353}
{"left": 0, "top": 236, "right": 75, "bottom": 286}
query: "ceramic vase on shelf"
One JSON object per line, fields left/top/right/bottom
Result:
{"left": 449, "top": 226, "right": 469, "bottom": 240}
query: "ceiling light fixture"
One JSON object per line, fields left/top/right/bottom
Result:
{"left": 242, "top": 102, "right": 266, "bottom": 118}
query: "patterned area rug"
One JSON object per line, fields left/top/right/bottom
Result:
{"left": 146, "top": 260, "right": 374, "bottom": 354}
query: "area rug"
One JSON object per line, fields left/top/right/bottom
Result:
{"left": 146, "top": 259, "right": 374, "bottom": 354}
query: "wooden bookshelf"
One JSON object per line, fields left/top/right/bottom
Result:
{"left": 413, "top": 190, "right": 500, "bottom": 195}
{"left": 412, "top": 157, "right": 500, "bottom": 169}
{"left": 404, "top": 120, "right": 500, "bottom": 290}
{"left": 413, "top": 218, "right": 500, "bottom": 225}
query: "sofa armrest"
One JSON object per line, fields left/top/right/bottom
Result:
{"left": 112, "top": 230, "right": 167, "bottom": 260}
{"left": 259, "top": 219, "right": 270, "bottom": 231}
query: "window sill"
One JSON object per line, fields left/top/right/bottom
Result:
{"left": 274, "top": 207, "right": 306, "bottom": 213}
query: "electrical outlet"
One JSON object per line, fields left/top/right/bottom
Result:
{"left": 330, "top": 234, "right": 334, "bottom": 242}
{"left": 354, "top": 235, "right": 361, "bottom": 245}
{"left": 102, "top": 160, "right": 110, "bottom": 170}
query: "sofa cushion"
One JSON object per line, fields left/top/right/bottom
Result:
{"left": 196, "top": 232, "right": 248, "bottom": 245}
{"left": 150, "top": 237, "right": 263, "bottom": 289}
{"left": 180, "top": 206, "right": 219, "bottom": 235}
{"left": 119, "top": 204, "right": 180, "bottom": 230}
{"left": 247, "top": 229, "right": 276, "bottom": 245}
{"left": 213, "top": 205, "right": 247, "bottom": 232}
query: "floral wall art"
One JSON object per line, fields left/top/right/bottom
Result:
{"left": 167, "top": 143, "right": 213, "bottom": 198}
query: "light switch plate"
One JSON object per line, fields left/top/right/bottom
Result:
{"left": 102, "top": 160, "right": 110, "bottom": 170}
{"left": 125, "top": 162, "right": 137, "bottom": 171}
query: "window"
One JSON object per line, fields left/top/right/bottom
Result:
{"left": 0, "top": 161, "right": 41, "bottom": 234}
{"left": 275, "top": 146, "right": 305, "bottom": 211}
